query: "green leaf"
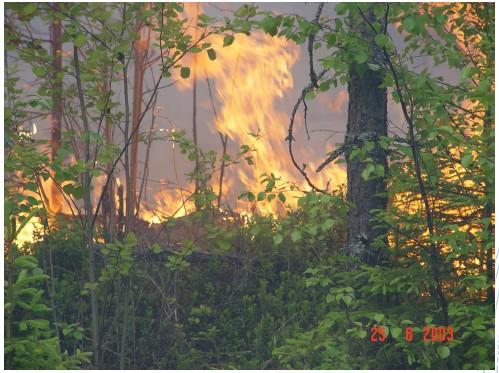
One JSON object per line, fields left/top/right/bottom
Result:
{"left": 374, "top": 34, "right": 389, "bottom": 48}
{"left": 403, "top": 17, "right": 416, "bottom": 32}
{"left": 19, "top": 321, "right": 28, "bottom": 331}
{"left": 401, "top": 319, "right": 414, "bottom": 326}
{"left": 261, "top": 15, "right": 279, "bottom": 36}
{"left": 378, "top": 136, "right": 389, "bottom": 150}
{"left": 28, "top": 319, "right": 49, "bottom": 330}
{"left": 125, "top": 232, "right": 137, "bottom": 245}
{"left": 14, "top": 255, "right": 39, "bottom": 268}
{"left": 151, "top": 243, "right": 161, "bottom": 254}
{"left": 33, "top": 66, "right": 45, "bottom": 78}
{"left": 291, "top": 230, "right": 302, "bottom": 242}
{"left": 471, "top": 317, "right": 485, "bottom": 330}
{"left": 305, "top": 90, "right": 315, "bottom": 101}
{"left": 90, "top": 168, "right": 101, "bottom": 177}
{"left": 218, "top": 240, "right": 231, "bottom": 251}
{"left": 391, "top": 327, "right": 402, "bottom": 339}
{"left": 223, "top": 34, "right": 235, "bottom": 47}
{"left": 354, "top": 52, "right": 368, "bottom": 64}
{"left": 180, "top": 67, "right": 190, "bottom": 79}
{"left": 16, "top": 269, "right": 28, "bottom": 285}
{"left": 84, "top": 282, "right": 98, "bottom": 291}
{"left": 257, "top": 191, "right": 266, "bottom": 201}
{"left": 373, "top": 313, "right": 384, "bottom": 322}
{"left": 278, "top": 192, "right": 286, "bottom": 203}
{"left": 273, "top": 234, "right": 284, "bottom": 245}
{"left": 207, "top": 48, "right": 216, "bottom": 61}
{"left": 22, "top": 3, "right": 37, "bottom": 16}
{"left": 74, "top": 33, "right": 87, "bottom": 48}
{"left": 361, "top": 164, "right": 375, "bottom": 180}
{"left": 437, "top": 346, "right": 450, "bottom": 359}
{"left": 265, "top": 178, "right": 275, "bottom": 192}
{"left": 461, "top": 66, "right": 474, "bottom": 80}
{"left": 342, "top": 295, "right": 352, "bottom": 306}
{"left": 321, "top": 218, "right": 335, "bottom": 231}
{"left": 375, "top": 164, "right": 385, "bottom": 177}
{"left": 198, "top": 14, "right": 213, "bottom": 25}
{"left": 335, "top": 3, "right": 348, "bottom": 15}
{"left": 461, "top": 153, "right": 473, "bottom": 168}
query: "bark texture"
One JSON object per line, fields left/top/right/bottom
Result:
{"left": 192, "top": 4, "right": 203, "bottom": 210}
{"left": 100, "top": 65, "right": 116, "bottom": 242}
{"left": 74, "top": 45, "right": 100, "bottom": 367}
{"left": 49, "top": 15, "right": 62, "bottom": 213}
{"left": 129, "top": 15, "right": 150, "bottom": 232}
{"left": 345, "top": 8, "right": 388, "bottom": 264}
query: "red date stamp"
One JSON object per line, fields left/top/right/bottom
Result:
{"left": 370, "top": 325, "right": 454, "bottom": 342}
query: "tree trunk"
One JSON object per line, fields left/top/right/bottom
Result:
{"left": 49, "top": 12, "right": 62, "bottom": 213}
{"left": 119, "top": 279, "right": 130, "bottom": 369}
{"left": 118, "top": 181, "right": 125, "bottom": 241}
{"left": 482, "top": 7, "right": 494, "bottom": 304}
{"left": 345, "top": 7, "right": 388, "bottom": 265}
{"left": 102, "top": 65, "right": 116, "bottom": 242}
{"left": 129, "top": 13, "right": 150, "bottom": 232}
{"left": 484, "top": 113, "right": 494, "bottom": 304}
{"left": 74, "top": 46, "right": 100, "bottom": 367}
{"left": 192, "top": 3, "right": 202, "bottom": 210}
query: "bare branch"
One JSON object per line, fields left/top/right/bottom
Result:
{"left": 286, "top": 69, "right": 328, "bottom": 193}
{"left": 307, "top": 3, "right": 324, "bottom": 88}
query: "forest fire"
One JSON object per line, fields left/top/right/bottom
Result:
{"left": 138, "top": 3, "right": 346, "bottom": 224}
{"left": 5, "top": 2, "right": 494, "bottom": 370}
{"left": 15, "top": 5, "right": 349, "bottom": 240}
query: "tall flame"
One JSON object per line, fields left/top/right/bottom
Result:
{"left": 14, "top": 3, "right": 348, "bottom": 243}
{"left": 142, "top": 3, "right": 346, "bottom": 221}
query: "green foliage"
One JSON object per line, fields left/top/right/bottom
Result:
{"left": 180, "top": 66, "right": 190, "bottom": 79}
{"left": 4, "top": 58, "right": 91, "bottom": 368}
{"left": 223, "top": 34, "right": 235, "bottom": 47}
{"left": 4, "top": 255, "right": 91, "bottom": 369}
{"left": 100, "top": 233, "right": 136, "bottom": 282}
{"left": 224, "top": 2, "right": 494, "bottom": 369}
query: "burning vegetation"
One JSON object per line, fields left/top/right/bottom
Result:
{"left": 4, "top": 2, "right": 494, "bottom": 370}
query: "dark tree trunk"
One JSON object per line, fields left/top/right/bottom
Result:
{"left": 74, "top": 45, "right": 100, "bottom": 367}
{"left": 99, "top": 64, "right": 116, "bottom": 243}
{"left": 192, "top": 4, "right": 203, "bottom": 211}
{"left": 484, "top": 113, "right": 494, "bottom": 304}
{"left": 129, "top": 17, "right": 148, "bottom": 233}
{"left": 118, "top": 183, "right": 125, "bottom": 241}
{"left": 50, "top": 12, "right": 62, "bottom": 213}
{"left": 482, "top": 8, "right": 494, "bottom": 304}
{"left": 345, "top": 7, "right": 388, "bottom": 265}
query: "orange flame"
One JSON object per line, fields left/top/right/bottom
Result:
{"left": 141, "top": 3, "right": 346, "bottom": 222}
